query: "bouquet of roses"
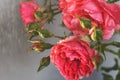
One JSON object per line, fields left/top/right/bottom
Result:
{"left": 19, "top": 0, "right": 120, "bottom": 80}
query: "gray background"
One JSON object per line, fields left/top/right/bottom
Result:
{"left": 0, "top": 0, "right": 119, "bottom": 80}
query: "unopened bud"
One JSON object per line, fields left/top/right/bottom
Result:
{"left": 90, "top": 27, "right": 102, "bottom": 41}
{"left": 32, "top": 42, "right": 44, "bottom": 52}
{"left": 31, "top": 40, "right": 53, "bottom": 52}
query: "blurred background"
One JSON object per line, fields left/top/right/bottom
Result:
{"left": 0, "top": 0, "right": 120, "bottom": 80}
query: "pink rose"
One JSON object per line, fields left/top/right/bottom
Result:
{"left": 20, "top": 1, "right": 40, "bottom": 25}
{"left": 50, "top": 36, "right": 96, "bottom": 80}
{"left": 60, "top": 0, "right": 120, "bottom": 40}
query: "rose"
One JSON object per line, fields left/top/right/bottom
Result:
{"left": 20, "top": 1, "right": 40, "bottom": 25}
{"left": 61, "top": 0, "right": 120, "bottom": 40}
{"left": 60, "top": 0, "right": 120, "bottom": 40}
{"left": 50, "top": 36, "right": 96, "bottom": 80}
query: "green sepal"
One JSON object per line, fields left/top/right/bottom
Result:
{"left": 37, "top": 29, "right": 53, "bottom": 38}
{"left": 79, "top": 18, "right": 91, "bottom": 29}
{"left": 96, "top": 29, "right": 102, "bottom": 41}
{"left": 34, "top": 11, "right": 43, "bottom": 19}
{"left": 37, "top": 56, "right": 50, "bottom": 72}
{"left": 91, "top": 28, "right": 102, "bottom": 41}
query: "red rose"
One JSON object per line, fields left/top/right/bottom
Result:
{"left": 20, "top": 1, "right": 40, "bottom": 25}
{"left": 60, "top": 0, "right": 120, "bottom": 40}
{"left": 50, "top": 36, "right": 96, "bottom": 80}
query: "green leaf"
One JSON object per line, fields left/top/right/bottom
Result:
{"left": 107, "top": 0, "right": 119, "bottom": 3}
{"left": 27, "top": 22, "right": 54, "bottom": 38}
{"left": 79, "top": 18, "right": 92, "bottom": 29}
{"left": 27, "top": 22, "right": 40, "bottom": 31}
{"left": 28, "top": 23, "right": 54, "bottom": 38}
{"left": 37, "top": 56, "right": 50, "bottom": 72}
{"left": 105, "top": 48, "right": 120, "bottom": 58}
{"left": 102, "top": 73, "right": 113, "bottom": 80}
{"left": 37, "top": 29, "right": 53, "bottom": 38}
{"left": 116, "top": 69, "right": 120, "bottom": 80}
{"left": 96, "top": 29, "right": 102, "bottom": 41}
{"left": 113, "top": 42, "right": 120, "bottom": 47}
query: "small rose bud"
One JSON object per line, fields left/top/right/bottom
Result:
{"left": 30, "top": 40, "right": 53, "bottom": 52}
{"left": 90, "top": 27, "right": 102, "bottom": 41}
{"left": 32, "top": 42, "right": 44, "bottom": 52}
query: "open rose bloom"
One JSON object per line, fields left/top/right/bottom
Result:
{"left": 59, "top": 0, "right": 120, "bottom": 40}
{"left": 50, "top": 36, "right": 96, "bottom": 80}
{"left": 20, "top": 1, "right": 40, "bottom": 25}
